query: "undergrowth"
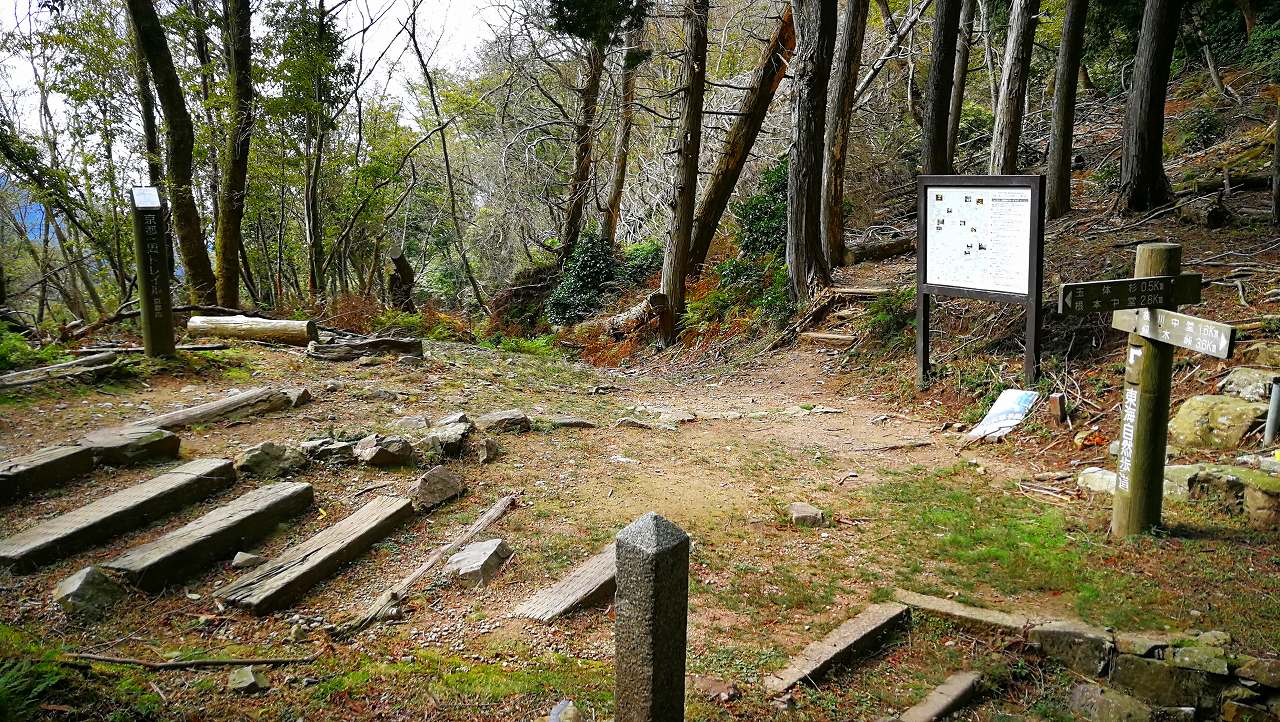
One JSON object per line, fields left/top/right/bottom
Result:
{"left": 0, "top": 331, "right": 67, "bottom": 372}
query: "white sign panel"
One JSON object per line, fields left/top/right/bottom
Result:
{"left": 131, "top": 186, "right": 162, "bottom": 210}
{"left": 924, "top": 186, "right": 1033, "bottom": 295}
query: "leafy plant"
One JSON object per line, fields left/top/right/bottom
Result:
{"left": 1174, "top": 104, "right": 1224, "bottom": 151}
{"left": 732, "top": 158, "right": 788, "bottom": 259}
{"left": 858, "top": 287, "right": 916, "bottom": 341}
{"left": 618, "top": 238, "right": 663, "bottom": 286}
{"left": 0, "top": 331, "right": 67, "bottom": 372}
{"left": 546, "top": 228, "right": 616, "bottom": 326}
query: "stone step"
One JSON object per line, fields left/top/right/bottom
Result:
{"left": 892, "top": 589, "right": 1031, "bottom": 634}
{"left": 0, "top": 445, "right": 95, "bottom": 503}
{"left": 895, "top": 670, "right": 983, "bottom": 722}
{"left": 764, "top": 602, "right": 909, "bottom": 693}
{"left": 217, "top": 495, "right": 413, "bottom": 614}
{"left": 102, "top": 482, "right": 313, "bottom": 591}
{"left": 512, "top": 543, "right": 616, "bottom": 621}
{"left": 0, "top": 459, "right": 236, "bottom": 572}
{"left": 76, "top": 426, "right": 180, "bottom": 466}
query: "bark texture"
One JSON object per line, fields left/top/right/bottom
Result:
{"left": 1272, "top": 100, "right": 1279, "bottom": 225}
{"left": 187, "top": 315, "right": 318, "bottom": 346}
{"left": 921, "top": 0, "right": 964, "bottom": 174}
{"left": 787, "top": 0, "right": 836, "bottom": 304}
{"left": 604, "top": 28, "right": 643, "bottom": 248}
{"left": 1119, "top": 0, "right": 1182, "bottom": 211}
{"left": 214, "top": 0, "right": 253, "bottom": 309}
{"left": 821, "top": 0, "right": 870, "bottom": 267}
{"left": 560, "top": 42, "right": 605, "bottom": 261}
{"left": 1045, "top": 0, "right": 1089, "bottom": 219}
{"left": 988, "top": 0, "right": 1040, "bottom": 175}
{"left": 945, "top": 0, "right": 975, "bottom": 166}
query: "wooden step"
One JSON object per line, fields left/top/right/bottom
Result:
{"left": 0, "top": 459, "right": 236, "bottom": 572}
{"left": 896, "top": 670, "right": 983, "bottom": 722}
{"left": 799, "top": 332, "right": 858, "bottom": 346}
{"left": 102, "top": 482, "right": 313, "bottom": 591}
{"left": 764, "top": 602, "right": 909, "bottom": 692}
{"left": 0, "top": 445, "right": 95, "bottom": 503}
{"left": 512, "top": 543, "right": 616, "bottom": 621}
{"left": 217, "top": 495, "right": 413, "bottom": 614}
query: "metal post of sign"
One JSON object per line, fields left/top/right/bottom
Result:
{"left": 1111, "top": 243, "right": 1181, "bottom": 537}
{"left": 130, "top": 186, "right": 175, "bottom": 357}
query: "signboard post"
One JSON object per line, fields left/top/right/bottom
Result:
{"left": 917, "top": 175, "right": 1045, "bottom": 388}
{"left": 130, "top": 186, "right": 175, "bottom": 357}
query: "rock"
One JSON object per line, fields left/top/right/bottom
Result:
{"left": 1116, "top": 633, "right": 1173, "bottom": 658}
{"left": 395, "top": 355, "right": 420, "bottom": 366}
{"left": 1078, "top": 466, "right": 1193, "bottom": 498}
{"left": 1197, "top": 630, "right": 1232, "bottom": 647}
{"left": 542, "top": 415, "right": 597, "bottom": 429}
{"left": 1245, "top": 485, "right": 1280, "bottom": 530}
{"left": 1168, "top": 395, "right": 1268, "bottom": 450}
{"left": 443, "top": 538, "right": 512, "bottom": 586}
{"left": 1221, "top": 700, "right": 1280, "bottom": 722}
{"left": 788, "top": 502, "right": 825, "bottom": 527}
{"left": 1078, "top": 467, "right": 1117, "bottom": 493}
{"left": 235, "top": 441, "right": 308, "bottom": 479}
{"left": 697, "top": 410, "right": 743, "bottom": 420}
{"left": 418, "top": 422, "right": 472, "bottom": 458}
{"left": 388, "top": 415, "right": 431, "bottom": 432}
{"left": 1109, "top": 653, "right": 1225, "bottom": 711}
{"left": 436, "top": 411, "right": 469, "bottom": 425}
{"left": 474, "top": 409, "right": 531, "bottom": 433}
{"left": 289, "top": 624, "right": 307, "bottom": 642}
{"left": 1030, "top": 620, "right": 1114, "bottom": 676}
{"left": 53, "top": 566, "right": 125, "bottom": 619}
{"left": 1235, "top": 454, "right": 1280, "bottom": 474}
{"left": 353, "top": 387, "right": 401, "bottom": 402}
{"left": 231, "top": 552, "right": 266, "bottom": 569}
{"left": 227, "top": 665, "right": 269, "bottom": 693}
{"left": 1068, "top": 683, "right": 1103, "bottom": 718}
{"left": 77, "top": 426, "right": 179, "bottom": 466}
{"left": 323, "top": 380, "right": 343, "bottom": 392}
{"left": 284, "top": 388, "right": 313, "bottom": 407}
{"left": 1236, "top": 657, "right": 1280, "bottom": 688}
{"left": 1245, "top": 342, "right": 1280, "bottom": 367}
{"left": 689, "top": 674, "right": 740, "bottom": 702}
{"left": 1221, "top": 368, "right": 1278, "bottom": 402}
{"left": 1172, "top": 646, "right": 1230, "bottom": 675}
{"left": 615, "top": 417, "right": 656, "bottom": 430}
{"left": 546, "top": 700, "right": 581, "bottom": 722}
{"left": 356, "top": 356, "right": 383, "bottom": 367}
{"left": 410, "top": 466, "right": 466, "bottom": 512}
{"left": 657, "top": 409, "right": 696, "bottom": 424}
{"left": 354, "top": 434, "right": 416, "bottom": 467}
{"left": 478, "top": 438, "right": 498, "bottom": 464}
{"left": 300, "top": 438, "right": 357, "bottom": 464}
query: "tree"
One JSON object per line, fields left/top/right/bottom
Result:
{"left": 1046, "top": 0, "right": 1089, "bottom": 219}
{"left": 1272, "top": 98, "right": 1279, "bottom": 225}
{"left": 945, "top": 0, "right": 975, "bottom": 166}
{"left": 787, "top": 0, "right": 836, "bottom": 303}
{"left": 214, "top": 0, "right": 253, "bottom": 308}
{"left": 602, "top": 26, "right": 646, "bottom": 249}
{"left": 921, "top": 0, "right": 963, "bottom": 174}
{"left": 1119, "top": 0, "right": 1181, "bottom": 211}
{"left": 125, "top": 0, "right": 217, "bottom": 303}
{"left": 659, "top": 0, "right": 709, "bottom": 346}
{"left": 821, "top": 0, "right": 870, "bottom": 266}
{"left": 988, "top": 0, "right": 1040, "bottom": 175}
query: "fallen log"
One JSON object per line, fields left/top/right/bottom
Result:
{"left": 305, "top": 337, "right": 422, "bottom": 361}
{"left": 68, "top": 344, "right": 230, "bottom": 355}
{"left": 66, "top": 653, "right": 315, "bottom": 670}
{"left": 336, "top": 493, "right": 518, "bottom": 639}
{"left": 575, "top": 293, "right": 668, "bottom": 339}
{"left": 799, "top": 332, "right": 858, "bottom": 346}
{"left": 847, "top": 234, "right": 915, "bottom": 262}
{"left": 126, "top": 387, "right": 294, "bottom": 430}
{"left": 187, "top": 315, "right": 317, "bottom": 346}
{"left": 0, "top": 352, "right": 119, "bottom": 390}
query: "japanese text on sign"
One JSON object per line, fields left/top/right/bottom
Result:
{"left": 924, "top": 186, "right": 1032, "bottom": 295}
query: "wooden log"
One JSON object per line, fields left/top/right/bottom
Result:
{"left": 0, "top": 459, "right": 236, "bottom": 572}
{"left": 848, "top": 234, "right": 915, "bottom": 262}
{"left": 187, "top": 315, "right": 317, "bottom": 346}
{"left": 305, "top": 337, "right": 422, "bottom": 362}
{"left": 829, "top": 286, "right": 896, "bottom": 298}
{"left": 126, "top": 387, "right": 292, "bottom": 430}
{"left": 0, "top": 352, "right": 118, "bottom": 390}
{"left": 218, "top": 495, "right": 413, "bottom": 614}
{"left": 102, "top": 482, "right": 313, "bottom": 591}
{"left": 799, "top": 332, "right": 859, "bottom": 346}
{"left": 512, "top": 543, "right": 615, "bottom": 621}
{"left": 68, "top": 344, "right": 229, "bottom": 355}
{"left": 0, "top": 445, "right": 95, "bottom": 503}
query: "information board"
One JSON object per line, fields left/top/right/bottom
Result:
{"left": 924, "top": 186, "right": 1032, "bottom": 295}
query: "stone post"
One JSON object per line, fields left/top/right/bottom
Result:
{"left": 614, "top": 511, "right": 690, "bottom": 722}
{"left": 129, "top": 186, "right": 175, "bottom": 357}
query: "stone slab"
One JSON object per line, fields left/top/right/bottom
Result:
{"left": 0, "top": 459, "right": 236, "bottom": 572}
{"left": 1029, "top": 620, "right": 1115, "bottom": 676}
{"left": 1109, "top": 653, "right": 1226, "bottom": 711}
{"left": 77, "top": 426, "right": 180, "bottom": 466}
{"left": 764, "top": 602, "right": 909, "bottom": 692}
{"left": 103, "top": 482, "right": 313, "bottom": 591}
{"left": 892, "top": 589, "right": 1030, "bottom": 634}
{"left": 0, "top": 445, "right": 95, "bottom": 502}
{"left": 217, "top": 495, "right": 412, "bottom": 614}
{"left": 898, "top": 670, "right": 983, "bottom": 722}
{"left": 513, "top": 543, "right": 616, "bottom": 621}
{"left": 443, "top": 538, "right": 512, "bottom": 586}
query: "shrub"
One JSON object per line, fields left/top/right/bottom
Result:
{"left": 1244, "top": 20, "right": 1280, "bottom": 80}
{"left": 546, "top": 228, "right": 615, "bottom": 326}
{"left": 1174, "top": 104, "right": 1224, "bottom": 151}
{"left": 683, "top": 254, "right": 793, "bottom": 331}
{"left": 732, "top": 158, "right": 788, "bottom": 259}
{"left": 619, "top": 238, "right": 663, "bottom": 286}
{"left": 858, "top": 287, "right": 916, "bottom": 341}
{"left": 371, "top": 308, "right": 471, "bottom": 341}
{"left": 0, "top": 331, "right": 66, "bottom": 372}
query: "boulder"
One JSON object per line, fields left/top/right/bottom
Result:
{"left": 443, "top": 538, "right": 512, "bottom": 586}
{"left": 1220, "top": 368, "right": 1278, "bottom": 403}
{"left": 1171, "top": 646, "right": 1230, "bottom": 675}
{"left": 388, "top": 415, "right": 431, "bottom": 432}
{"left": 1246, "top": 342, "right": 1280, "bottom": 367}
{"left": 1030, "top": 620, "right": 1114, "bottom": 676}
{"left": 1236, "top": 657, "right": 1280, "bottom": 688}
{"left": 418, "top": 421, "right": 472, "bottom": 458}
{"left": 227, "top": 665, "right": 269, "bottom": 693}
{"left": 475, "top": 409, "right": 531, "bottom": 433}
{"left": 788, "top": 502, "right": 825, "bottom": 527}
{"left": 410, "top": 466, "right": 466, "bottom": 512}
{"left": 1245, "top": 485, "right": 1280, "bottom": 530}
{"left": 231, "top": 552, "right": 266, "bottom": 569}
{"left": 354, "top": 434, "right": 416, "bottom": 467}
{"left": 300, "top": 438, "right": 357, "bottom": 464}
{"left": 235, "top": 441, "right": 307, "bottom": 479}
{"left": 1109, "top": 654, "right": 1225, "bottom": 711}
{"left": 1168, "top": 395, "right": 1267, "bottom": 449}
{"left": 53, "top": 566, "right": 126, "bottom": 619}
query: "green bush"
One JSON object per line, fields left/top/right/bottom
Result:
{"left": 546, "top": 228, "right": 616, "bottom": 326}
{"left": 683, "top": 254, "right": 794, "bottom": 331}
{"left": 732, "top": 158, "right": 788, "bottom": 259}
{"left": 619, "top": 238, "right": 663, "bottom": 286}
{"left": 370, "top": 309, "right": 467, "bottom": 341}
{"left": 1244, "top": 21, "right": 1280, "bottom": 80}
{"left": 481, "top": 333, "right": 561, "bottom": 357}
{"left": 1174, "top": 104, "right": 1224, "bottom": 151}
{"left": 858, "top": 287, "right": 916, "bottom": 340}
{"left": 0, "top": 331, "right": 66, "bottom": 372}
{"left": 956, "top": 101, "right": 995, "bottom": 149}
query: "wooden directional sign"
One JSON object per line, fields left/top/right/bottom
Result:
{"left": 1112, "top": 308, "right": 1236, "bottom": 359}
{"left": 1058, "top": 273, "right": 1201, "bottom": 314}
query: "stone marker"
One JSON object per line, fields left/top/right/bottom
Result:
{"left": 227, "top": 665, "right": 269, "bottom": 693}
{"left": 354, "top": 434, "right": 416, "bottom": 466}
{"left": 475, "top": 408, "right": 531, "bottom": 432}
{"left": 614, "top": 512, "right": 689, "bottom": 722}
{"left": 443, "top": 538, "right": 512, "bottom": 586}
{"left": 0, "top": 445, "right": 95, "bottom": 502}
{"left": 788, "top": 502, "right": 825, "bottom": 527}
{"left": 129, "top": 186, "right": 175, "bottom": 357}
{"left": 231, "top": 552, "right": 265, "bottom": 569}
{"left": 764, "top": 602, "right": 909, "bottom": 692}
{"left": 897, "top": 670, "right": 983, "bottom": 722}
{"left": 77, "top": 426, "right": 179, "bottom": 466}
{"left": 235, "top": 442, "right": 308, "bottom": 478}
{"left": 53, "top": 565, "right": 126, "bottom": 619}
{"left": 409, "top": 466, "right": 466, "bottom": 512}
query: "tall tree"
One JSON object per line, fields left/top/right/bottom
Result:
{"left": 688, "top": 5, "right": 795, "bottom": 271}
{"left": 988, "top": 0, "right": 1040, "bottom": 174}
{"left": 128, "top": 18, "right": 163, "bottom": 187}
{"left": 214, "top": 0, "right": 253, "bottom": 308}
{"left": 874, "top": 0, "right": 924, "bottom": 126}
{"left": 821, "top": 0, "right": 870, "bottom": 266}
{"left": 787, "top": 0, "right": 836, "bottom": 303}
{"left": 1271, "top": 98, "right": 1278, "bottom": 225}
{"left": 125, "top": 0, "right": 217, "bottom": 303}
{"left": 1045, "top": 0, "right": 1089, "bottom": 219}
{"left": 602, "top": 26, "right": 645, "bottom": 249}
{"left": 659, "top": 0, "right": 709, "bottom": 346}
{"left": 1119, "top": 0, "right": 1182, "bottom": 211}
{"left": 921, "top": 0, "right": 963, "bottom": 174}
{"left": 944, "top": 0, "right": 975, "bottom": 166}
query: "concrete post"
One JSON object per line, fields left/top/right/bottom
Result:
{"left": 614, "top": 511, "right": 690, "bottom": 722}
{"left": 1112, "top": 242, "right": 1180, "bottom": 537}
{"left": 129, "top": 186, "right": 175, "bottom": 357}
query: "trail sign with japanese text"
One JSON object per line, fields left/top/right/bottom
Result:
{"left": 1058, "top": 274, "right": 1202, "bottom": 314}
{"left": 130, "top": 186, "right": 175, "bottom": 357}
{"left": 1112, "top": 308, "right": 1236, "bottom": 360}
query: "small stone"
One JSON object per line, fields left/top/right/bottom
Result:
{"left": 543, "top": 415, "right": 597, "bottom": 429}
{"left": 614, "top": 417, "right": 655, "bottom": 429}
{"left": 53, "top": 566, "right": 126, "bottom": 619}
{"left": 436, "top": 411, "right": 469, "bottom": 426}
{"left": 443, "top": 539, "right": 512, "bottom": 586}
{"left": 410, "top": 466, "right": 466, "bottom": 512}
{"left": 478, "top": 438, "right": 499, "bottom": 464}
{"left": 235, "top": 441, "right": 308, "bottom": 479}
{"left": 689, "top": 674, "right": 740, "bottom": 702}
{"left": 354, "top": 434, "right": 416, "bottom": 467}
{"left": 418, "top": 421, "right": 473, "bottom": 458}
{"left": 285, "top": 388, "right": 313, "bottom": 407}
{"left": 289, "top": 624, "right": 307, "bottom": 642}
{"left": 323, "top": 380, "right": 343, "bottom": 392}
{"left": 1221, "top": 700, "right": 1280, "bottom": 722}
{"left": 231, "top": 552, "right": 266, "bottom": 569}
{"left": 1245, "top": 486, "right": 1280, "bottom": 530}
{"left": 657, "top": 409, "right": 696, "bottom": 424}
{"left": 788, "top": 502, "right": 825, "bottom": 527}
{"left": 357, "top": 356, "right": 383, "bottom": 367}
{"left": 1116, "top": 632, "right": 1172, "bottom": 658}
{"left": 227, "top": 665, "right": 269, "bottom": 693}
{"left": 1171, "top": 646, "right": 1229, "bottom": 675}
{"left": 388, "top": 415, "right": 431, "bottom": 432}
{"left": 395, "top": 355, "right": 421, "bottom": 366}
{"left": 771, "top": 693, "right": 796, "bottom": 711}
{"left": 1220, "top": 368, "right": 1278, "bottom": 403}
{"left": 546, "top": 700, "right": 580, "bottom": 722}
{"left": 300, "top": 438, "right": 357, "bottom": 464}
{"left": 474, "top": 409, "right": 531, "bottom": 432}
{"left": 1237, "top": 657, "right": 1280, "bottom": 688}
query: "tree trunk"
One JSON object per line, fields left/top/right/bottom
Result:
{"left": 821, "top": 0, "right": 870, "bottom": 267}
{"left": 187, "top": 315, "right": 318, "bottom": 346}
{"left": 787, "top": 0, "right": 836, "bottom": 304}
{"left": 125, "top": 0, "right": 217, "bottom": 304}
{"left": 945, "top": 0, "right": 975, "bottom": 166}
{"left": 560, "top": 41, "right": 605, "bottom": 261}
{"left": 988, "top": 0, "right": 1040, "bottom": 174}
{"left": 1078, "top": 62, "right": 1096, "bottom": 92}
{"left": 659, "top": 0, "right": 710, "bottom": 346}
{"left": 978, "top": 0, "right": 998, "bottom": 108}
{"left": 388, "top": 246, "right": 416, "bottom": 312}
{"left": 129, "top": 18, "right": 163, "bottom": 187}
{"left": 214, "top": 0, "right": 252, "bottom": 309}
{"left": 1046, "top": 0, "right": 1089, "bottom": 219}
{"left": 921, "top": 0, "right": 964, "bottom": 175}
{"left": 874, "top": 0, "right": 924, "bottom": 126}
{"left": 1235, "top": 0, "right": 1255, "bottom": 37}
{"left": 1119, "top": 0, "right": 1182, "bottom": 211}
{"left": 603, "top": 27, "right": 644, "bottom": 249}
{"left": 688, "top": 5, "right": 795, "bottom": 271}
{"left": 1272, "top": 99, "right": 1278, "bottom": 225}
{"left": 1190, "top": 10, "right": 1237, "bottom": 103}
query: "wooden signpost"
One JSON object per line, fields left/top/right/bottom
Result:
{"left": 917, "top": 175, "right": 1044, "bottom": 387}
{"left": 130, "top": 186, "right": 175, "bottom": 357}
{"left": 1058, "top": 242, "right": 1235, "bottom": 537}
